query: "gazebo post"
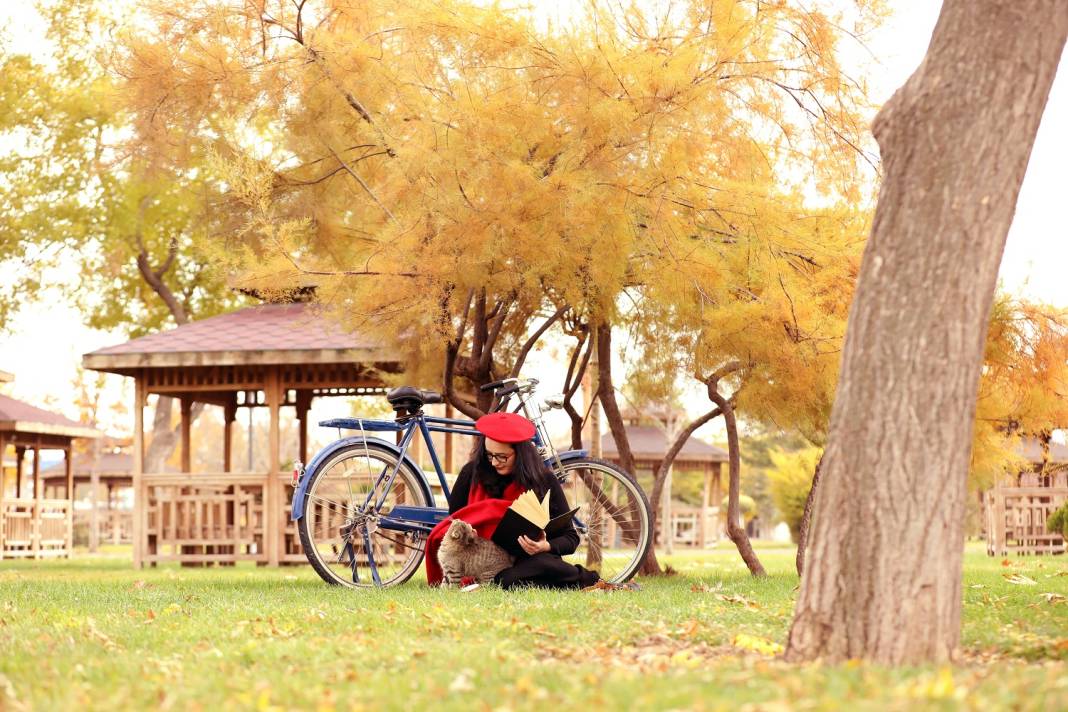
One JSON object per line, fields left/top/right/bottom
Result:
{"left": 64, "top": 446, "right": 74, "bottom": 556}
{"left": 65, "top": 446, "right": 73, "bottom": 500}
{"left": 180, "top": 396, "right": 192, "bottom": 474}
{"left": 223, "top": 400, "right": 236, "bottom": 473}
{"left": 133, "top": 375, "right": 145, "bottom": 569}
{"left": 32, "top": 439, "right": 41, "bottom": 558}
{"left": 296, "top": 391, "right": 311, "bottom": 465}
{"left": 266, "top": 368, "right": 281, "bottom": 566}
{"left": 89, "top": 469, "right": 101, "bottom": 553}
{"left": 14, "top": 445, "right": 23, "bottom": 498}
{"left": 712, "top": 462, "right": 723, "bottom": 542}
{"left": 700, "top": 464, "right": 711, "bottom": 549}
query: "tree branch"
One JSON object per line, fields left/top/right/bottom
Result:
{"left": 509, "top": 304, "right": 568, "bottom": 378}
{"left": 326, "top": 143, "right": 395, "bottom": 221}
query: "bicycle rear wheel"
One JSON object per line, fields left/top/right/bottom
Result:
{"left": 555, "top": 458, "right": 652, "bottom": 583}
{"left": 297, "top": 442, "right": 431, "bottom": 588}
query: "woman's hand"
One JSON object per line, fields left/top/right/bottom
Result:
{"left": 518, "top": 533, "right": 550, "bottom": 555}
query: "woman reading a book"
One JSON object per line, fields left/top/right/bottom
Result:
{"left": 425, "top": 412, "right": 609, "bottom": 590}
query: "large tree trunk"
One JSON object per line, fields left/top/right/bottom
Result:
{"left": 794, "top": 453, "right": 823, "bottom": 576}
{"left": 594, "top": 323, "right": 666, "bottom": 575}
{"left": 595, "top": 323, "right": 635, "bottom": 476}
{"left": 707, "top": 384, "right": 766, "bottom": 577}
{"left": 786, "top": 1, "right": 1066, "bottom": 664}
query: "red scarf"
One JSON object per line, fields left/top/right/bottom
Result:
{"left": 424, "top": 477, "right": 525, "bottom": 586}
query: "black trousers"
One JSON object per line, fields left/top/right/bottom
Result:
{"left": 495, "top": 552, "right": 600, "bottom": 590}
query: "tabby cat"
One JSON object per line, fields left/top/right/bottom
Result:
{"left": 437, "top": 519, "right": 515, "bottom": 587}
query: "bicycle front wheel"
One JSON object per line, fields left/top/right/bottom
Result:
{"left": 555, "top": 458, "right": 652, "bottom": 583}
{"left": 297, "top": 442, "right": 431, "bottom": 588}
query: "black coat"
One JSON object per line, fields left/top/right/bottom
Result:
{"left": 447, "top": 462, "right": 580, "bottom": 556}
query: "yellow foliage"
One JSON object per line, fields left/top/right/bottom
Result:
{"left": 972, "top": 297, "right": 1068, "bottom": 486}
{"left": 767, "top": 446, "right": 822, "bottom": 541}
{"left": 107, "top": 0, "right": 878, "bottom": 388}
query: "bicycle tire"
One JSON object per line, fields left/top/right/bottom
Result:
{"left": 298, "top": 441, "right": 431, "bottom": 588}
{"left": 554, "top": 457, "right": 652, "bottom": 583}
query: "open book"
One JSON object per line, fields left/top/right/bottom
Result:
{"left": 491, "top": 490, "right": 579, "bottom": 558}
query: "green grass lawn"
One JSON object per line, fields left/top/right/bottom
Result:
{"left": 1, "top": 543, "right": 1065, "bottom": 711}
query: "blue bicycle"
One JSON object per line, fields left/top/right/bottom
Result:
{"left": 292, "top": 378, "right": 653, "bottom": 588}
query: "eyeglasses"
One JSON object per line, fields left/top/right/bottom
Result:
{"left": 485, "top": 451, "right": 514, "bottom": 465}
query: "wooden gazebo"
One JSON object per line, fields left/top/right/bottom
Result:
{"left": 1, "top": 384, "right": 101, "bottom": 559}
{"left": 985, "top": 438, "right": 1068, "bottom": 555}
{"left": 84, "top": 302, "right": 399, "bottom": 568}
{"left": 41, "top": 444, "right": 142, "bottom": 550}
{"left": 600, "top": 423, "right": 726, "bottom": 549}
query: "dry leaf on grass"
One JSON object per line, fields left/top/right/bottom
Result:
{"left": 1003, "top": 573, "right": 1038, "bottom": 585}
{"left": 732, "top": 633, "right": 784, "bottom": 656}
{"left": 716, "top": 593, "right": 762, "bottom": 609}
{"left": 1038, "top": 592, "right": 1066, "bottom": 604}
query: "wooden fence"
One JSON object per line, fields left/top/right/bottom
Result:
{"left": 139, "top": 473, "right": 303, "bottom": 566}
{"left": 985, "top": 486, "right": 1067, "bottom": 556}
{"left": 0, "top": 498, "right": 73, "bottom": 559}
{"left": 76, "top": 507, "right": 134, "bottom": 547}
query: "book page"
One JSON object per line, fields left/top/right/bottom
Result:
{"left": 507, "top": 490, "right": 550, "bottom": 528}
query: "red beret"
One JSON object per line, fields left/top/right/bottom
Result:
{"left": 475, "top": 412, "right": 536, "bottom": 444}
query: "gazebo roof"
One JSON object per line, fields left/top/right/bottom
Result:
{"left": 0, "top": 394, "right": 100, "bottom": 440}
{"left": 41, "top": 450, "right": 174, "bottom": 481}
{"left": 83, "top": 302, "right": 394, "bottom": 373}
{"left": 600, "top": 425, "right": 727, "bottom": 464}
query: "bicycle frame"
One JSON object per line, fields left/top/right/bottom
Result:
{"left": 289, "top": 409, "right": 588, "bottom": 525}
{"left": 290, "top": 384, "right": 597, "bottom": 585}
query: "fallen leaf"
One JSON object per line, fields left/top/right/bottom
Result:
{"left": 716, "top": 593, "right": 761, "bottom": 609}
{"left": 1038, "top": 592, "right": 1066, "bottom": 604}
{"left": 1003, "top": 573, "right": 1037, "bottom": 586}
{"left": 732, "top": 633, "right": 783, "bottom": 656}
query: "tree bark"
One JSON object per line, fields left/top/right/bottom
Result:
{"left": 595, "top": 323, "right": 635, "bottom": 476}
{"left": 707, "top": 382, "right": 766, "bottom": 577}
{"left": 786, "top": 0, "right": 1067, "bottom": 664}
{"left": 642, "top": 406, "right": 722, "bottom": 575}
{"left": 594, "top": 323, "right": 664, "bottom": 574}
{"left": 794, "top": 453, "right": 824, "bottom": 576}
{"left": 135, "top": 229, "right": 203, "bottom": 474}
{"left": 560, "top": 326, "right": 594, "bottom": 450}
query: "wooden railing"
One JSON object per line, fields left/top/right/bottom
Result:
{"left": 139, "top": 473, "right": 303, "bottom": 566}
{"left": 985, "top": 486, "right": 1067, "bottom": 556}
{"left": 0, "top": 498, "right": 73, "bottom": 559}
{"left": 664, "top": 506, "right": 722, "bottom": 549}
{"left": 76, "top": 507, "right": 134, "bottom": 547}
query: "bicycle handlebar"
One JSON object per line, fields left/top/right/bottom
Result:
{"left": 495, "top": 385, "right": 520, "bottom": 399}
{"left": 479, "top": 378, "right": 515, "bottom": 393}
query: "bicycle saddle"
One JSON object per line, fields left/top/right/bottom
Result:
{"left": 386, "top": 386, "right": 444, "bottom": 411}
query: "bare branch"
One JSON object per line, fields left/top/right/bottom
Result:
{"left": 326, "top": 144, "right": 395, "bottom": 221}
{"left": 509, "top": 304, "right": 568, "bottom": 378}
